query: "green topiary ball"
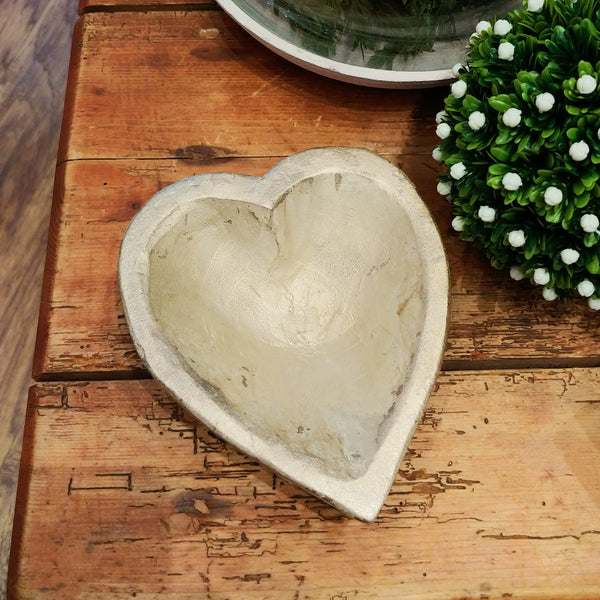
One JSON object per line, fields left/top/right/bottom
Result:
{"left": 435, "top": 0, "right": 600, "bottom": 309}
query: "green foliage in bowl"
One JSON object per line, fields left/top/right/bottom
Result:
{"left": 435, "top": 0, "right": 600, "bottom": 308}
{"left": 273, "top": 0, "right": 482, "bottom": 67}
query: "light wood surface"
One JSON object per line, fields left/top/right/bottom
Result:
{"left": 34, "top": 156, "right": 600, "bottom": 380}
{"left": 58, "top": 10, "right": 441, "bottom": 165}
{"left": 8, "top": 2, "right": 600, "bottom": 598}
{"left": 33, "top": 9, "right": 600, "bottom": 380}
{"left": 37, "top": 8, "right": 446, "bottom": 379}
{"left": 9, "top": 373, "right": 600, "bottom": 599}
{"left": 0, "top": 1, "right": 77, "bottom": 594}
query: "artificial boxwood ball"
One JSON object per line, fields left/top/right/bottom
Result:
{"left": 435, "top": 0, "right": 600, "bottom": 309}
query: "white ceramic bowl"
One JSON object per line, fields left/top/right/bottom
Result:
{"left": 215, "top": 0, "right": 520, "bottom": 88}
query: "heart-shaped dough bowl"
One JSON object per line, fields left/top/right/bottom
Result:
{"left": 119, "top": 147, "right": 449, "bottom": 521}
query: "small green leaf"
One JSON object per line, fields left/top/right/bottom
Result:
{"left": 488, "top": 95, "right": 514, "bottom": 112}
{"left": 578, "top": 60, "right": 594, "bottom": 76}
{"left": 562, "top": 203, "right": 576, "bottom": 225}
{"left": 495, "top": 129, "right": 516, "bottom": 145}
{"left": 488, "top": 163, "right": 511, "bottom": 176}
{"left": 490, "top": 145, "right": 513, "bottom": 162}
{"left": 581, "top": 172, "right": 598, "bottom": 189}
{"left": 565, "top": 104, "right": 582, "bottom": 116}
{"left": 517, "top": 135, "right": 531, "bottom": 152}
{"left": 574, "top": 181, "right": 586, "bottom": 195}
{"left": 490, "top": 224, "right": 506, "bottom": 243}
{"left": 487, "top": 175, "right": 505, "bottom": 189}
{"left": 544, "top": 207, "right": 562, "bottom": 223}
{"left": 574, "top": 192, "right": 591, "bottom": 207}
{"left": 585, "top": 253, "right": 600, "bottom": 274}
{"left": 462, "top": 94, "right": 482, "bottom": 112}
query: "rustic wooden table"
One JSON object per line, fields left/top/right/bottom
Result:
{"left": 7, "top": 1, "right": 600, "bottom": 598}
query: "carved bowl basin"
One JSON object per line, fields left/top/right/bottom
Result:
{"left": 119, "top": 147, "right": 449, "bottom": 521}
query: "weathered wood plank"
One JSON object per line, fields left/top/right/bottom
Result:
{"left": 9, "top": 371, "right": 600, "bottom": 599}
{"left": 32, "top": 157, "right": 600, "bottom": 379}
{"left": 0, "top": 0, "right": 78, "bottom": 592}
{"left": 58, "top": 10, "right": 445, "bottom": 165}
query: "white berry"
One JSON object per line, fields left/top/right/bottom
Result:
{"left": 451, "top": 216, "right": 465, "bottom": 232}
{"left": 435, "top": 110, "right": 448, "bottom": 124}
{"left": 478, "top": 205, "right": 496, "bottom": 222}
{"left": 502, "top": 172, "right": 522, "bottom": 191}
{"left": 535, "top": 92, "right": 555, "bottom": 113}
{"left": 498, "top": 41, "right": 515, "bottom": 61}
{"left": 580, "top": 213, "right": 600, "bottom": 232}
{"left": 452, "top": 63, "right": 464, "bottom": 77}
{"left": 450, "top": 162, "right": 467, "bottom": 180}
{"left": 494, "top": 19, "right": 512, "bottom": 35}
{"left": 543, "top": 186, "right": 563, "bottom": 206}
{"left": 437, "top": 180, "right": 452, "bottom": 196}
{"left": 588, "top": 298, "right": 600, "bottom": 310}
{"left": 451, "top": 79, "right": 467, "bottom": 98}
{"left": 502, "top": 107, "right": 522, "bottom": 127}
{"left": 533, "top": 268, "right": 550, "bottom": 285}
{"left": 436, "top": 122, "right": 451, "bottom": 139}
{"left": 578, "top": 279, "right": 595, "bottom": 297}
{"left": 510, "top": 266, "right": 525, "bottom": 280}
{"left": 569, "top": 140, "right": 590, "bottom": 161}
{"left": 476, "top": 20, "right": 492, "bottom": 34}
{"left": 528, "top": 0, "right": 544, "bottom": 12}
{"left": 508, "top": 230, "right": 526, "bottom": 247}
{"left": 468, "top": 111, "right": 486, "bottom": 131}
{"left": 577, "top": 74, "right": 597, "bottom": 94}
{"left": 560, "top": 248, "right": 580, "bottom": 265}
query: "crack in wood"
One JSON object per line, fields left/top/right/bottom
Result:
{"left": 68, "top": 472, "right": 132, "bottom": 494}
{"left": 221, "top": 572, "right": 271, "bottom": 584}
{"left": 173, "top": 144, "right": 238, "bottom": 164}
{"left": 481, "top": 530, "right": 600, "bottom": 541}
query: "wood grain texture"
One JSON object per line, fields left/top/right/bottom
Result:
{"left": 80, "top": 0, "right": 216, "bottom": 11}
{"left": 32, "top": 155, "right": 600, "bottom": 380}
{"left": 9, "top": 372, "right": 600, "bottom": 599}
{"left": 0, "top": 0, "right": 77, "bottom": 594}
{"left": 32, "top": 8, "right": 600, "bottom": 382}
{"left": 58, "top": 10, "right": 444, "bottom": 165}
{"left": 12, "top": 3, "right": 600, "bottom": 599}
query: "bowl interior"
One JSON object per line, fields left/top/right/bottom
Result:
{"left": 148, "top": 171, "right": 425, "bottom": 479}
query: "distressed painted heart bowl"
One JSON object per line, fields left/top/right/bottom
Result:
{"left": 118, "top": 147, "right": 449, "bottom": 521}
